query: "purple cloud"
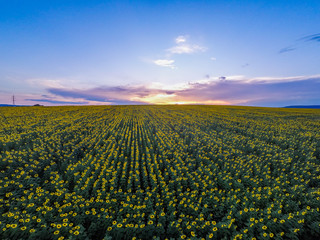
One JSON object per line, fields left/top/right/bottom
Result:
{"left": 175, "top": 77, "right": 320, "bottom": 106}
{"left": 42, "top": 76, "right": 320, "bottom": 107}
{"left": 25, "top": 99, "right": 88, "bottom": 105}
{"left": 46, "top": 85, "right": 174, "bottom": 105}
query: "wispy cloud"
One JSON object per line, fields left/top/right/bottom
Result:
{"left": 153, "top": 59, "right": 175, "bottom": 68}
{"left": 301, "top": 33, "right": 320, "bottom": 42}
{"left": 279, "top": 47, "right": 296, "bottom": 54}
{"left": 279, "top": 33, "right": 320, "bottom": 54}
{"left": 167, "top": 35, "right": 206, "bottom": 55}
{"left": 175, "top": 35, "right": 187, "bottom": 44}
{"left": 167, "top": 44, "right": 206, "bottom": 54}
{"left": 152, "top": 35, "right": 207, "bottom": 68}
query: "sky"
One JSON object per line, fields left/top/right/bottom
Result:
{"left": 0, "top": 0, "right": 320, "bottom": 107}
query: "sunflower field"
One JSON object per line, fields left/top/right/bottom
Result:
{"left": 0, "top": 105, "right": 320, "bottom": 240}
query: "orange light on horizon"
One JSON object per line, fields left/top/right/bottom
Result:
{"left": 131, "top": 94, "right": 230, "bottom": 105}
{"left": 162, "top": 100, "right": 230, "bottom": 105}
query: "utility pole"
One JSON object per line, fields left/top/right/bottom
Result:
{"left": 12, "top": 95, "right": 15, "bottom": 105}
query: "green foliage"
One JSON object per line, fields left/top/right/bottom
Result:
{"left": 0, "top": 105, "right": 320, "bottom": 239}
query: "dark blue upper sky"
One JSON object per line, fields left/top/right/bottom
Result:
{"left": 1, "top": 0, "right": 320, "bottom": 106}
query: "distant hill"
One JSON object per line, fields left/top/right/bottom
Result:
{"left": 0, "top": 104, "right": 15, "bottom": 107}
{"left": 0, "top": 104, "right": 29, "bottom": 107}
{"left": 284, "top": 105, "right": 320, "bottom": 109}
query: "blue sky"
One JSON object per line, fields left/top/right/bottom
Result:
{"left": 1, "top": 0, "right": 320, "bottom": 106}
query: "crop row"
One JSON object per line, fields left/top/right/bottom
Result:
{"left": 0, "top": 105, "right": 319, "bottom": 239}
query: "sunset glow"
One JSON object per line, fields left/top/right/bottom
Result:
{"left": 0, "top": 1, "right": 319, "bottom": 107}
